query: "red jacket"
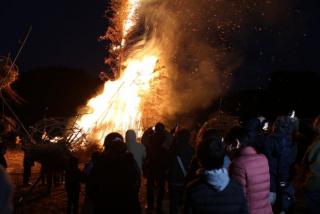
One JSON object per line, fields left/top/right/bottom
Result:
{"left": 230, "top": 146, "right": 273, "bottom": 214}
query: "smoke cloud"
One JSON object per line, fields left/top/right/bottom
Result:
{"left": 115, "top": 0, "right": 288, "bottom": 126}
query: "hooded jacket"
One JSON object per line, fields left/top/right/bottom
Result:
{"left": 185, "top": 168, "right": 248, "bottom": 214}
{"left": 125, "top": 130, "right": 146, "bottom": 173}
{"left": 249, "top": 116, "right": 297, "bottom": 192}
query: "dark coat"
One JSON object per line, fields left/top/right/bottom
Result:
{"left": 255, "top": 134, "right": 295, "bottom": 192}
{"left": 250, "top": 117, "right": 295, "bottom": 192}
{"left": 65, "top": 166, "right": 81, "bottom": 192}
{"left": 276, "top": 135, "right": 296, "bottom": 183}
{"left": 167, "top": 140, "right": 194, "bottom": 186}
{"left": 260, "top": 135, "right": 280, "bottom": 192}
{"left": 246, "top": 118, "right": 262, "bottom": 141}
{"left": 145, "top": 131, "right": 170, "bottom": 177}
{"left": 185, "top": 178, "right": 248, "bottom": 214}
{"left": 86, "top": 151, "right": 141, "bottom": 214}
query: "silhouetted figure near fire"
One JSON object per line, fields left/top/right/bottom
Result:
{"left": 167, "top": 128, "right": 194, "bottom": 214}
{"left": 144, "top": 122, "right": 171, "bottom": 213}
{"left": 65, "top": 156, "right": 81, "bottom": 214}
{"left": 83, "top": 151, "right": 100, "bottom": 180}
{"left": 141, "top": 127, "right": 154, "bottom": 148}
{"left": 22, "top": 139, "right": 33, "bottom": 186}
{"left": 125, "top": 130, "right": 146, "bottom": 174}
{"left": 81, "top": 151, "right": 101, "bottom": 213}
{"left": 86, "top": 132, "right": 141, "bottom": 213}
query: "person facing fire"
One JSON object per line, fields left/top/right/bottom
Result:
{"left": 167, "top": 128, "right": 194, "bottom": 214}
{"left": 86, "top": 132, "right": 141, "bottom": 213}
{"left": 144, "top": 122, "right": 171, "bottom": 213}
{"left": 65, "top": 155, "right": 81, "bottom": 214}
{"left": 125, "top": 129, "right": 146, "bottom": 174}
{"left": 265, "top": 114, "right": 299, "bottom": 212}
{"left": 227, "top": 126, "right": 272, "bottom": 214}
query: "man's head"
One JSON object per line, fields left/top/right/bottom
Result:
{"left": 125, "top": 129, "right": 136, "bottom": 143}
{"left": 273, "top": 115, "right": 299, "bottom": 136}
{"left": 225, "top": 126, "right": 251, "bottom": 149}
{"left": 155, "top": 122, "right": 165, "bottom": 133}
{"left": 103, "top": 132, "right": 124, "bottom": 147}
{"left": 197, "top": 136, "right": 225, "bottom": 170}
{"left": 103, "top": 132, "right": 126, "bottom": 153}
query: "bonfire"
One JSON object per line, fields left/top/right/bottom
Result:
{"left": 72, "top": 0, "right": 163, "bottom": 146}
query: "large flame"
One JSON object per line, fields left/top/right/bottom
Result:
{"left": 76, "top": 55, "right": 158, "bottom": 144}
{"left": 73, "top": 0, "right": 159, "bottom": 145}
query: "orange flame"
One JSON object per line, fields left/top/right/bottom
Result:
{"left": 72, "top": 0, "right": 159, "bottom": 145}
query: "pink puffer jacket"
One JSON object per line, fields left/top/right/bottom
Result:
{"left": 230, "top": 146, "right": 273, "bottom": 214}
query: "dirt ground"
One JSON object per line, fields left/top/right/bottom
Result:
{"left": 5, "top": 149, "right": 170, "bottom": 214}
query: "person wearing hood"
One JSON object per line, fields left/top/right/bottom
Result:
{"left": 246, "top": 116, "right": 270, "bottom": 150}
{"left": 86, "top": 132, "right": 141, "bottom": 214}
{"left": 184, "top": 133, "right": 248, "bottom": 214}
{"left": 267, "top": 115, "right": 299, "bottom": 213}
{"left": 228, "top": 126, "right": 272, "bottom": 214}
{"left": 65, "top": 156, "right": 82, "bottom": 214}
{"left": 145, "top": 122, "right": 171, "bottom": 213}
{"left": 125, "top": 130, "right": 146, "bottom": 174}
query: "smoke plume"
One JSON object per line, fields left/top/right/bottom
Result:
{"left": 107, "top": 0, "right": 286, "bottom": 126}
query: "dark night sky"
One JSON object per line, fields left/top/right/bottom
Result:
{"left": 1, "top": 0, "right": 108, "bottom": 73}
{"left": 1, "top": 0, "right": 319, "bottom": 89}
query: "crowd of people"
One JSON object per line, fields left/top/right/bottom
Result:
{"left": 1, "top": 113, "right": 320, "bottom": 214}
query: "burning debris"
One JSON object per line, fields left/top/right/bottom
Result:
{"left": 29, "top": 117, "right": 89, "bottom": 150}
